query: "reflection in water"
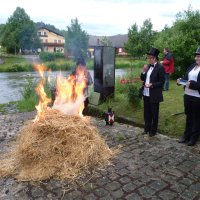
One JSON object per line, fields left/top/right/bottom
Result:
{"left": 0, "top": 69, "right": 126, "bottom": 104}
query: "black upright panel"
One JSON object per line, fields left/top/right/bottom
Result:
{"left": 94, "top": 46, "right": 115, "bottom": 99}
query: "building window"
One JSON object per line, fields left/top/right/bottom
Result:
{"left": 44, "top": 32, "right": 47, "bottom": 36}
{"left": 119, "top": 48, "right": 122, "bottom": 53}
{"left": 54, "top": 40, "right": 57, "bottom": 43}
{"left": 58, "top": 40, "right": 61, "bottom": 43}
{"left": 45, "top": 39, "right": 48, "bottom": 43}
{"left": 38, "top": 32, "right": 41, "bottom": 36}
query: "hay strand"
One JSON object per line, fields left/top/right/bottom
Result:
{"left": 0, "top": 109, "right": 117, "bottom": 182}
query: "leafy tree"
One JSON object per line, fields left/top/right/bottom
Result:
{"left": 154, "top": 7, "right": 200, "bottom": 77}
{"left": 65, "top": 18, "right": 89, "bottom": 61}
{"left": 100, "top": 36, "right": 112, "bottom": 46}
{"left": 1, "top": 7, "right": 41, "bottom": 53}
{"left": 124, "top": 19, "right": 155, "bottom": 58}
{"left": 0, "top": 24, "right": 5, "bottom": 42}
{"left": 140, "top": 19, "right": 155, "bottom": 55}
{"left": 124, "top": 23, "right": 140, "bottom": 57}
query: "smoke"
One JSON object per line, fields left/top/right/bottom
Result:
{"left": 52, "top": 96, "right": 85, "bottom": 115}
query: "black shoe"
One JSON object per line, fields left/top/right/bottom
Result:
{"left": 187, "top": 140, "right": 196, "bottom": 146}
{"left": 178, "top": 137, "right": 188, "bottom": 143}
{"left": 149, "top": 132, "right": 156, "bottom": 137}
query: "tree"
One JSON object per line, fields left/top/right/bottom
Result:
{"left": 65, "top": 18, "right": 89, "bottom": 61}
{"left": 1, "top": 7, "right": 41, "bottom": 54}
{"left": 124, "top": 19, "right": 155, "bottom": 58}
{"left": 140, "top": 19, "right": 155, "bottom": 55}
{"left": 100, "top": 36, "right": 112, "bottom": 46}
{"left": 124, "top": 23, "right": 140, "bottom": 58}
{"left": 154, "top": 7, "right": 200, "bottom": 77}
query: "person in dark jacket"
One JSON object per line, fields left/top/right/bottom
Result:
{"left": 160, "top": 48, "right": 175, "bottom": 91}
{"left": 140, "top": 47, "right": 165, "bottom": 136}
{"left": 177, "top": 47, "right": 200, "bottom": 146}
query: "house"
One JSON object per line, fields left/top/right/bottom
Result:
{"left": 37, "top": 27, "right": 65, "bottom": 53}
{"left": 88, "top": 34, "right": 128, "bottom": 58}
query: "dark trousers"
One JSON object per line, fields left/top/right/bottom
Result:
{"left": 163, "top": 73, "right": 169, "bottom": 90}
{"left": 184, "top": 94, "right": 200, "bottom": 142}
{"left": 143, "top": 96, "right": 160, "bottom": 134}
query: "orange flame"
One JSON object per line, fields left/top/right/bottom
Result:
{"left": 34, "top": 64, "right": 87, "bottom": 121}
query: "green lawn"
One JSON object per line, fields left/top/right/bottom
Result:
{"left": 0, "top": 56, "right": 30, "bottom": 72}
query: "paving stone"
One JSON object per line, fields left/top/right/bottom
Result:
{"left": 158, "top": 190, "right": 177, "bottom": 200}
{"left": 181, "top": 189, "right": 199, "bottom": 200}
{"left": 149, "top": 180, "right": 168, "bottom": 191}
{"left": 138, "top": 186, "right": 155, "bottom": 198}
{"left": 179, "top": 177, "right": 194, "bottom": 186}
{"left": 191, "top": 169, "right": 200, "bottom": 178}
{"left": 108, "top": 173, "right": 120, "bottom": 181}
{"left": 94, "top": 188, "right": 109, "bottom": 198}
{"left": 117, "top": 168, "right": 130, "bottom": 176}
{"left": 122, "top": 183, "right": 137, "bottom": 193}
{"left": 105, "top": 181, "right": 121, "bottom": 191}
{"left": 84, "top": 193, "right": 97, "bottom": 200}
{"left": 170, "top": 183, "right": 187, "bottom": 193}
{"left": 118, "top": 176, "right": 132, "bottom": 184}
{"left": 110, "top": 189, "right": 124, "bottom": 199}
{"left": 125, "top": 193, "right": 142, "bottom": 200}
{"left": 96, "top": 177, "right": 110, "bottom": 186}
{"left": 189, "top": 183, "right": 200, "bottom": 193}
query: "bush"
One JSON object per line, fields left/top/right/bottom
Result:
{"left": 54, "top": 52, "right": 65, "bottom": 59}
{"left": 127, "top": 83, "right": 141, "bottom": 108}
{"left": 20, "top": 78, "right": 37, "bottom": 99}
{"left": 39, "top": 52, "right": 56, "bottom": 62}
{"left": 7, "top": 64, "right": 27, "bottom": 72}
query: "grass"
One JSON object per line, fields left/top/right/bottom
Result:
{"left": 0, "top": 56, "right": 30, "bottom": 72}
{"left": 0, "top": 55, "right": 146, "bottom": 72}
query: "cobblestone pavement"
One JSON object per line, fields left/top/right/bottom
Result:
{"left": 0, "top": 112, "right": 200, "bottom": 200}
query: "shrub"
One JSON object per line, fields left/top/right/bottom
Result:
{"left": 127, "top": 83, "right": 141, "bottom": 108}
{"left": 20, "top": 78, "right": 37, "bottom": 99}
{"left": 39, "top": 52, "right": 56, "bottom": 62}
{"left": 7, "top": 64, "right": 27, "bottom": 72}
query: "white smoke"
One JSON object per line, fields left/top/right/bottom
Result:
{"left": 52, "top": 96, "right": 85, "bottom": 115}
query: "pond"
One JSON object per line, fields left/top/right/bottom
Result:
{"left": 0, "top": 69, "right": 127, "bottom": 104}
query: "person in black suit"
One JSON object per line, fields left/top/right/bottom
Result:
{"left": 177, "top": 47, "right": 200, "bottom": 146}
{"left": 140, "top": 47, "right": 165, "bottom": 136}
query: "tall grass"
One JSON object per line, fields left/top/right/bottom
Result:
{"left": 17, "top": 78, "right": 52, "bottom": 112}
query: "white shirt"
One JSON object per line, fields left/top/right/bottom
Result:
{"left": 143, "top": 65, "right": 154, "bottom": 96}
{"left": 185, "top": 66, "right": 200, "bottom": 98}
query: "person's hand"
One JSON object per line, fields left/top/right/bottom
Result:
{"left": 186, "top": 81, "right": 190, "bottom": 88}
{"left": 177, "top": 78, "right": 180, "bottom": 84}
{"left": 145, "top": 83, "right": 152, "bottom": 88}
{"left": 142, "top": 64, "right": 148, "bottom": 73}
{"left": 160, "top": 61, "right": 163, "bottom": 64}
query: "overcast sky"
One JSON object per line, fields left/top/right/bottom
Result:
{"left": 0, "top": 0, "right": 199, "bottom": 36}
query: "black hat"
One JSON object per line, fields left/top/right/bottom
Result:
{"left": 147, "top": 47, "right": 160, "bottom": 57}
{"left": 194, "top": 47, "right": 200, "bottom": 55}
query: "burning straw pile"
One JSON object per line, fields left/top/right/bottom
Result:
{"left": 0, "top": 109, "right": 117, "bottom": 182}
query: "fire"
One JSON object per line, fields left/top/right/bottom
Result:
{"left": 34, "top": 65, "right": 87, "bottom": 121}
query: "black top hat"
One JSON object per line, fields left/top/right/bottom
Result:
{"left": 147, "top": 47, "right": 160, "bottom": 57}
{"left": 194, "top": 47, "right": 200, "bottom": 55}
